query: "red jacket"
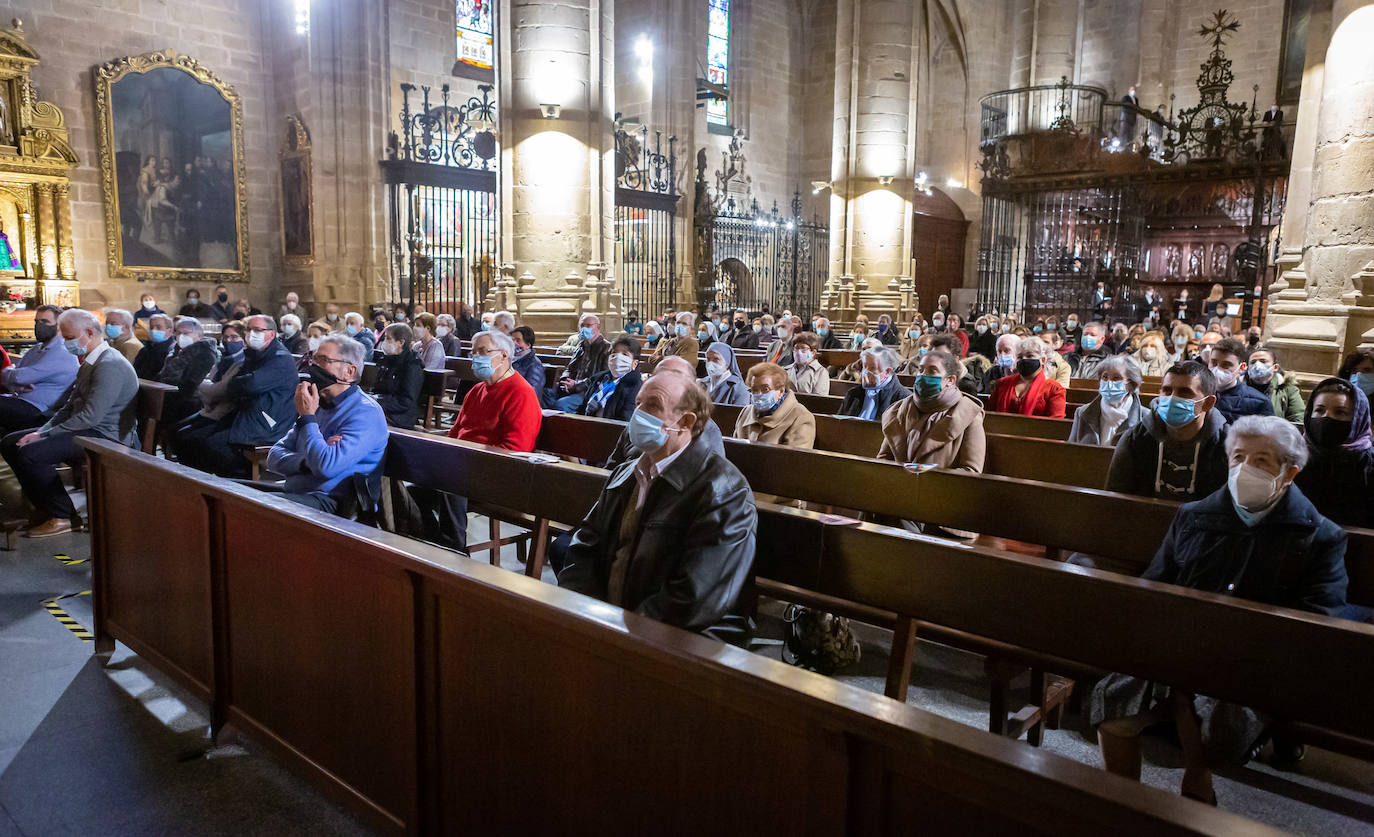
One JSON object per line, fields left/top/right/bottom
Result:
{"left": 988, "top": 372, "right": 1066, "bottom": 418}
{"left": 449, "top": 371, "right": 543, "bottom": 451}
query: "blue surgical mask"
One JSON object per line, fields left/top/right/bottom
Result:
{"left": 1153, "top": 395, "right": 1200, "bottom": 428}
{"left": 675, "top": 324, "right": 689, "bottom": 337}
{"left": 105, "top": 324, "right": 123, "bottom": 339}
{"left": 346, "top": 324, "right": 359, "bottom": 336}
{"left": 149, "top": 329, "right": 168, "bottom": 343}
{"left": 224, "top": 340, "right": 244, "bottom": 356}
{"left": 580, "top": 326, "right": 595, "bottom": 341}
{"left": 1351, "top": 372, "right": 1374, "bottom": 395}
{"left": 751, "top": 391, "right": 780, "bottom": 413}
{"left": 646, "top": 332, "right": 661, "bottom": 344}
{"left": 64, "top": 338, "right": 86, "bottom": 357}
{"left": 1098, "top": 379, "right": 1128, "bottom": 404}
{"left": 471, "top": 354, "right": 494, "bottom": 379}
{"left": 917, "top": 347, "right": 929, "bottom": 358}
{"left": 817, "top": 328, "right": 828, "bottom": 337}
{"left": 1081, "top": 335, "right": 1098, "bottom": 351}
{"left": 914, "top": 374, "right": 944, "bottom": 399}
{"left": 997, "top": 352, "right": 1015, "bottom": 369}
{"left": 908, "top": 329, "right": 921, "bottom": 339}
{"left": 1033, "top": 326, "right": 1043, "bottom": 334}
{"left": 628, "top": 408, "right": 669, "bottom": 453}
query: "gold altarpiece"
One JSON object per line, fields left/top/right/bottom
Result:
{"left": 0, "top": 20, "right": 78, "bottom": 340}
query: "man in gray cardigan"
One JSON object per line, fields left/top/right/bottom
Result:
{"left": 1, "top": 308, "right": 139, "bottom": 538}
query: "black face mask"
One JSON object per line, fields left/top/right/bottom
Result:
{"left": 305, "top": 363, "right": 339, "bottom": 390}
{"left": 1016, "top": 358, "right": 1042, "bottom": 378}
{"left": 217, "top": 293, "right": 229, "bottom": 303}
{"left": 1306, "top": 416, "right": 1353, "bottom": 448}
{"left": 34, "top": 322, "right": 56, "bottom": 343}
{"left": 735, "top": 320, "right": 745, "bottom": 328}
{"left": 223, "top": 341, "right": 244, "bottom": 356}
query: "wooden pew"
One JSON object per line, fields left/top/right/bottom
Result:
{"left": 375, "top": 435, "right": 1374, "bottom": 757}
{"left": 418, "top": 368, "right": 451, "bottom": 431}
{"left": 983, "top": 412, "right": 1075, "bottom": 441}
{"left": 80, "top": 438, "right": 1275, "bottom": 837}
{"left": 136, "top": 379, "right": 179, "bottom": 455}
{"left": 792, "top": 391, "right": 845, "bottom": 415}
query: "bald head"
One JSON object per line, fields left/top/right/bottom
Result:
{"left": 655, "top": 355, "right": 697, "bottom": 379}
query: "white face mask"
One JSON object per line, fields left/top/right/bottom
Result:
{"left": 777, "top": 327, "right": 790, "bottom": 339}
{"left": 283, "top": 325, "right": 298, "bottom": 337}
{"left": 307, "top": 336, "right": 322, "bottom": 352}
{"left": 436, "top": 326, "right": 450, "bottom": 337}
{"left": 752, "top": 324, "right": 763, "bottom": 333}
{"left": 794, "top": 349, "right": 813, "bottom": 365}
{"left": 176, "top": 333, "right": 195, "bottom": 349}
{"left": 706, "top": 360, "right": 726, "bottom": 378}
{"left": 286, "top": 301, "right": 297, "bottom": 310}
{"left": 608, "top": 352, "right": 634, "bottom": 379}
{"left": 142, "top": 300, "right": 156, "bottom": 310}
{"left": 380, "top": 339, "right": 399, "bottom": 356}
{"left": 246, "top": 332, "right": 267, "bottom": 350}
{"left": 1229, "top": 462, "right": 1284, "bottom": 513}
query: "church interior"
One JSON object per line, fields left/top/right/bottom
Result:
{"left": 2, "top": 0, "right": 1374, "bottom": 833}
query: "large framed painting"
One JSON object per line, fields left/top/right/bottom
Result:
{"left": 93, "top": 50, "right": 249, "bottom": 282}
{"left": 280, "top": 115, "right": 313, "bottom": 264}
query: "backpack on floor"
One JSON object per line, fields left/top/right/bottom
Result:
{"left": 781, "top": 604, "right": 861, "bottom": 675}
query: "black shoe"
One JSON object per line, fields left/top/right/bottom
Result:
{"left": 1271, "top": 741, "right": 1307, "bottom": 768}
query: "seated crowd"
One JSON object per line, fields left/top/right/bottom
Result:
{"left": 7, "top": 290, "right": 1373, "bottom": 808}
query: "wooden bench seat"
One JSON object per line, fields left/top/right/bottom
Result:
{"left": 81, "top": 437, "right": 1272, "bottom": 835}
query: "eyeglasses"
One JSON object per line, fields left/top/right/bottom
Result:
{"left": 314, "top": 355, "right": 352, "bottom": 369}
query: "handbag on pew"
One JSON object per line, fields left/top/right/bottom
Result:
{"left": 781, "top": 604, "right": 861, "bottom": 675}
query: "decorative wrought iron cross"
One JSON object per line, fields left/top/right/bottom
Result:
{"left": 1198, "top": 10, "right": 1240, "bottom": 51}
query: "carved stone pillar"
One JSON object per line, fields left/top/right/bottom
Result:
{"left": 1031, "top": 0, "right": 1080, "bottom": 85}
{"left": 501, "top": 0, "right": 618, "bottom": 338}
{"left": 828, "top": 0, "right": 916, "bottom": 314}
{"left": 1267, "top": 0, "right": 1374, "bottom": 379}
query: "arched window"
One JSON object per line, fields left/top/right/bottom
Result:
{"left": 706, "top": 0, "right": 730, "bottom": 126}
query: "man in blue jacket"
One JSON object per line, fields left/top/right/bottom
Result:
{"left": 175, "top": 314, "right": 299, "bottom": 477}
{"left": 0, "top": 305, "right": 79, "bottom": 435}
{"left": 1208, "top": 337, "right": 1273, "bottom": 423}
{"left": 264, "top": 335, "right": 388, "bottom": 513}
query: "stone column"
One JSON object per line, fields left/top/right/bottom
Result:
{"left": 824, "top": 0, "right": 916, "bottom": 324}
{"left": 1267, "top": 0, "right": 1374, "bottom": 378}
{"left": 53, "top": 182, "right": 74, "bottom": 280}
{"left": 1030, "top": 0, "right": 1080, "bottom": 85}
{"left": 500, "top": 0, "right": 617, "bottom": 338}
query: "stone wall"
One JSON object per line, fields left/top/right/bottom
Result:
{"left": 0, "top": 0, "right": 281, "bottom": 312}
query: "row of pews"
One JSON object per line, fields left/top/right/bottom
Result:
{"left": 80, "top": 435, "right": 1298, "bottom": 835}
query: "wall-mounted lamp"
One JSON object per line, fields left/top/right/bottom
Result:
{"left": 877, "top": 175, "right": 895, "bottom": 186}
{"left": 539, "top": 103, "right": 562, "bottom": 119}
{"left": 810, "top": 180, "right": 832, "bottom": 194}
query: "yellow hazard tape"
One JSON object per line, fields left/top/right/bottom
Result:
{"left": 41, "top": 591, "right": 93, "bottom": 641}
{"left": 54, "top": 553, "right": 87, "bottom": 566}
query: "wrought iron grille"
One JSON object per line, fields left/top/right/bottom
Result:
{"left": 701, "top": 192, "right": 828, "bottom": 318}
{"left": 396, "top": 83, "right": 497, "bottom": 171}
{"left": 382, "top": 82, "right": 499, "bottom": 315}
{"left": 978, "top": 187, "right": 1143, "bottom": 321}
{"left": 615, "top": 125, "right": 680, "bottom": 319}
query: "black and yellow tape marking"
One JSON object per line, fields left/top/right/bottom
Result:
{"left": 42, "top": 590, "right": 92, "bottom": 642}
{"left": 54, "top": 553, "right": 87, "bottom": 566}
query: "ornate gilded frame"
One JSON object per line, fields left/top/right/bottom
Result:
{"left": 279, "top": 114, "right": 314, "bottom": 265}
{"left": 92, "top": 49, "right": 250, "bottom": 283}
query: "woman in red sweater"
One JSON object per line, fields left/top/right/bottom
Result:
{"left": 988, "top": 336, "right": 1067, "bottom": 418}
{"left": 449, "top": 331, "right": 543, "bottom": 451}
{"left": 416, "top": 330, "right": 543, "bottom": 553}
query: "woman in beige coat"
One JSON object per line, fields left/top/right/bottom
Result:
{"left": 734, "top": 362, "right": 816, "bottom": 448}
{"left": 877, "top": 349, "right": 985, "bottom": 472}
{"left": 785, "top": 332, "right": 831, "bottom": 395}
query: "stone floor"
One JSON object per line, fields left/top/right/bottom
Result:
{"left": 3, "top": 518, "right": 1374, "bottom": 835}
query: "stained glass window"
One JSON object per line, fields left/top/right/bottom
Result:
{"left": 706, "top": 0, "right": 729, "bottom": 126}
{"left": 456, "top": 0, "right": 493, "bottom": 71}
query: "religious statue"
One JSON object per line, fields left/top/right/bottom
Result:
{"left": 1188, "top": 247, "right": 1203, "bottom": 278}
{"left": 0, "top": 89, "right": 11, "bottom": 145}
{"left": 0, "top": 222, "right": 19, "bottom": 271}
{"left": 1211, "top": 245, "right": 1229, "bottom": 278}
{"left": 1164, "top": 245, "right": 1181, "bottom": 278}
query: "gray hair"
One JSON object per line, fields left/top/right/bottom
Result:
{"left": 246, "top": 313, "right": 278, "bottom": 332}
{"left": 279, "top": 313, "right": 302, "bottom": 331}
{"left": 863, "top": 346, "right": 900, "bottom": 372}
{"left": 493, "top": 310, "right": 515, "bottom": 332}
{"left": 320, "top": 333, "right": 365, "bottom": 379}
{"left": 644, "top": 320, "right": 663, "bottom": 337}
{"left": 344, "top": 311, "right": 364, "bottom": 325}
{"left": 1015, "top": 335, "right": 1052, "bottom": 361}
{"left": 58, "top": 308, "right": 101, "bottom": 340}
{"left": 1227, "top": 415, "right": 1308, "bottom": 471}
{"left": 436, "top": 313, "right": 456, "bottom": 328}
{"left": 149, "top": 313, "right": 175, "bottom": 330}
{"left": 102, "top": 307, "right": 133, "bottom": 328}
{"left": 473, "top": 328, "right": 516, "bottom": 359}
{"left": 1095, "top": 354, "right": 1142, "bottom": 390}
{"left": 174, "top": 316, "right": 204, "bottom": 335}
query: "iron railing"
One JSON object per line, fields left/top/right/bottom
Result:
{"left": 382, "top": 82, "right": 500, "bottom": 315}
{"left": 615, "top": 125, "right": 680, "bottom": 320}
{"left": 701, "top": 192, "right": 828, "bottom": 318}
{"left": 979, "top": 80, "right": 1107, "bottom": 144}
